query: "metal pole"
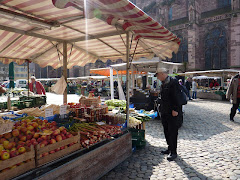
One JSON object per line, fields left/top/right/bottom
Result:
{"left": 126, "top": 31, "right": 130, "bottom": 127}
{"left": 110, "top": 67, "right": 114, "bottom": 100}
{"left": 63, "top": 42, "right": 68, "bottom": 104}
{"left": 27, "top": 60, "right": 30, "bottom": 97}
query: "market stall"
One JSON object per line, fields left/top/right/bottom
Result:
{"left": 179, "top": 69, "right": 239, "bottom": 100}
{"left": 0, "top": 0, "right": 180, "bottom": 179}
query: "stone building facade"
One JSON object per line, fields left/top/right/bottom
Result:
{"left": 132, "top": 0, "right": 240, "bottom": 71}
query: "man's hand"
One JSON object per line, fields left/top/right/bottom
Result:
{"left": 172, "top": 110, "right": 178, "bottom": 117}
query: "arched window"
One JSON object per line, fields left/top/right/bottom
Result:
{"left": 171, "top": 35, "right": 188, "bottom": 63}
{"left": 169, "top": 7, "right": 172, "bottom": 21}
{"left": 205, "top": 27, "right": 228, "bottom": 69}
{"left": 218, "top": 0, "right": 231, "bottom": 8}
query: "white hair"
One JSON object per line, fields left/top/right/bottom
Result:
{"left": 156, "top": 68, "right": 168, "bottom": 74}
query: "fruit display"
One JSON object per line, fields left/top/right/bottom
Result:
{"left": 69, "top": 123, "right": 122, "bottom": 148}
{"left": 105, "top": 99, "right": 126, "bottom": 111}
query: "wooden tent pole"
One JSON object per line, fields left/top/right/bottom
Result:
{"left": 126, "top": 31, "right": 130, "bottom": 127}
{"left": 63, "top": 42, "right": 68, "bottom": 104}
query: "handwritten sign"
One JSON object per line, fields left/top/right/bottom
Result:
{"left": 60, "top": 105, "right": 67, "bottom": 115}
{"left": 45, "top": 108, "right": 53, "bottom": 117}
{"left": 96, "top": 122, "right": 105, "bottom": 125}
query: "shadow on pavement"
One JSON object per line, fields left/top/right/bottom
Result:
{"left": 176, "top": 156, "right": 211, "bottom": 180}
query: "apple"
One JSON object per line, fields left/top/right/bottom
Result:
{"left": 61, "top": 135, "right": 66, "bottom": 140}
{"left": 20, "top": 127, "right": 27, "bottom": 133}
{"left": 26, "top": 130, "right": 32, "bottom": 135}
{"left": 27, "top": 125, "right": 34, "bottom": 131}
{"left": 62, "top": 129, "right": 67, "bottom": 135}
{"left": 49, "top": 150, "right": 55, "bottom": 154}
{"left": 20, "top": 136, "right": 27, "bottom": 141}
{"left": 0, "top": 144, "right": 4, "bottom": 151}
{"left": 21, "top": 123, "right": 27, "bottom": 127}
{"left": 12, "top": 129, "right": 20, "bottom": 137}
{"left": 32, "top": 122, "right": 38, "bottom": 128}
{"left": 18, "top": 147, "right": 26, "bottom": 154}
{"left": 42, "top": 140, "right": 48, "bottom": 146}
{"left": 66, "top": 133, "right": 73, "bottom": 138}
{"left": 30, "top": 138, "right": 37, "bottom": 144}
{"left": 55, "top": 148, "right": 60, "bottom": 152}
{"left": 42, "top": 152, "right": 49, "bottom": 157}
{"left": 26, "top": 119, "right": 31, "bottom": 123}
{"left": 56, "top": 135, "right": 62, "bottom": 142}
{"left": 37, "top": 138, "right": 43, "bottom": 143}
{"left": 3, "top": 140, "right": 9, "bottom": 149}
{"left": 11, "top": 142, "right": 16, "bottom": 148}
{"left": 52, "top": 129, "right": 60, "bottom": 136}
{"left": 17, "top": 145, "right": 23, "bottom": 150}
{"left": 41, "top": 135, "right": 47, "bottom": 140}
{"left": 18, "top": 141, "right": 25, "bottom": 146}
{"left": 1, "top": 151, "right": 10, "bottom": 160}
{"left": 17, "top": 126, "right": 22, "bottom": 131}
{"left": 0, "top": 138, "right": 7, "bottom": 144}
{"left": 58, "top": 126, "right": 65, "bottom": 131}
{"left": 60, "top": 146, "right": 65, "bottom": 150}
{"left": 51, "top": 121, "right": 57, "bottom": 126}
{"left": 4, "top": 133, "right": 12, "bottom": 140}
{"left": 32, "top": 141, "right": 38, "bottom": 146}
{"left": 10, "top": 149, "right": 18, "bottom": 158}
{"left": 27, "top": 134, "right": 33, "bottom": 140}
{"left": 43, "top": 120, "right": 48, "bottom": 123}
{"left": 50, "top": 139, "right": 56, "bottom": 144}
{"left": 4, "top": 142, "right": 13, "bottom": 150}
{"left": 10, "top": 165, "right": 17, "bottom": 169}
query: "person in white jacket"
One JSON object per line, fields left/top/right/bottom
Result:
{"left": 192, "top": 80, "right": 197, "bottom": 99}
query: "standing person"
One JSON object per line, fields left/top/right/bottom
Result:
{"left": 192, "top": 79, "right": 197, "bottom": 99}
{"left": 29, "top": 76, "right": 46, "bottom": 95}
{"left": 185, "top": 77, "right": 192, "bottom": 100}
{"left": 155, "top": 68, "right": 181, "bottom": 161}
{"left": 226, "top": 73, "right": 240, "bottom": 121}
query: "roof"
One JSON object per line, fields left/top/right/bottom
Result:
{"left": 0, "top": 0, "right": 180, "bottom": 69}
{"left": 179, "top": 69, "right": 240, "bottom": 77}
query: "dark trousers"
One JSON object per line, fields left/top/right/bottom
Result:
{"left": 230, "top": 98, "right": 240, "bottom": 120}
{"left": 161, "top": 114, "right": 179, "bottom": 154}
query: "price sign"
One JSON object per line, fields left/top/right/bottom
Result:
{"left": 60, "top": 105, "right": 67, "bottom": 115}
{"left": 45, "top": 108, "right": 53, "bottom": 117}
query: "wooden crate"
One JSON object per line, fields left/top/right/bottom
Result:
{"left": 0, "top": 146, "right": 35, "bottom": 180}
{"left": 35, "top": 133, "right": 80, "bottom": 167}
{"left": 38, "top": 132, "right": 132, "bottom": 180}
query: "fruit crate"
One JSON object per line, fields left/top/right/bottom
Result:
{"left": 129, "top": 128, "right": 146, "bottom": 149}
{"left": 35, "top": 133, "right": 80, "bottom": 167}
{"left": 0, "top": 146, "right": 35, "bottom": 180}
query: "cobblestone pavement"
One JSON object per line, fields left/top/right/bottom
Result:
{"left": 101, "top": 99, "right": 240, "bottom": 180}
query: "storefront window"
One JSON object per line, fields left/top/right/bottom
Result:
{"left": 171, "top": 35, "right": 188, "bottom": 63}
{"left": 218, "top": 0, "right": 231, "bottom": 8}
{"left": 204, "top": 27, "right": 228, "bottom": 69}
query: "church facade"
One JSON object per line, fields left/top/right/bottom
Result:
{"left": 132, "top": 0, "right": 240, "bottom": 71}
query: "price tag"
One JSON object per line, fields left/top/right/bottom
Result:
{"left": 60, "top": 105, "right": 67, "bottom": 115}
{"left": 45, "top": 108, "right": 53, "bottom": 117}
{"left": 96, "top": 122, "right": 105, "bottom": 125}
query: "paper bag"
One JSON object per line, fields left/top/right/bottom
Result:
{"left": 51, "top": 76, "right": 67, "bottom": 95}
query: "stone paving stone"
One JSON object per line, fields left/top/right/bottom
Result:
{"left": 100, "top": 100, "right": 240, "bottom": 180}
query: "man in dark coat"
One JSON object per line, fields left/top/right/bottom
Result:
{"left": 156, "top": 68, "right": 182, "bottom": 161}
{"left": 185, "top": 77, "right": 192, "bottom": 100}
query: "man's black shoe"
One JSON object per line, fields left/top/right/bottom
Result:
{"left": 167, "top": 153, "right": 177, "bottom": 161}
{"left": 230, "top": 118, "right": 234, "bottom": 122}
{"left": 161, "top": 150, "right": 170, "bottom": 154}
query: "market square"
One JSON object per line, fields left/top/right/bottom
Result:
{"left": 0, "top": 0, "right": 240, "bottom": 179}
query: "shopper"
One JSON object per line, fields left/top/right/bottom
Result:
{"left": 155, "top": 68, "right": 181, "bottom": 161}
{"left": 29, "top": 76, "right": 46, "bottom": 95}
{"left": 209, "top": 79, "right": 219, "bottom": 89}
{"left": 185, "top": 77, "right": 192, "bottom": 100}
{"left": 226, "top": 73, "right": 240, "bottom": 121}
{"left": 192, "top": 79, "right": 197, "bottom": 99}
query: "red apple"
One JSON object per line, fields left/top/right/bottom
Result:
{"left": 1, "top": 151, "right": 10, "bottom": 160}
{"left": 52, "top": 129, "right": 60, "bottom": 136}
{"left": 3, "top": 140, "right": 10, "bottom": 149}
{"left": 37, "top": 138, "right": 43, "bottom": 143}
{"left": 41, "top": 135, "right": 47, "bottom": 140}
{"left": 10, "top": 149, "right": 18, "bottom": 158}
{"left": 30, "top": 138, "right": 37, "bottom": 144}
{"left": 27, "top": 135, "right": 33, "bottom": 140}
{"left": 32, "top": 122, "right": 38, "bottom": 128}
{"left": 17, "top": 126, "right": 22, "bottom": 131}
{"left": 20, "top": 127, "right": 27, "bottom": 133}
{"left": 42, "top": 140, "right": 48, "bottom": 146}
{"left": 56, "top": 135, "right": 62, "bottom": 142}
{"left": 66, "top": 133, "right": 73, "bottom": 138}
{"left": 49, "top": 150, "right": 55, "bottom": 154}
{"left": 62, "top": 129, "right": 67, "bottom": 135}
{"left": 42, "top": 152, "right": 49, "bottom": 157}
{"left": 12, "top": 129, "right": 20, "bottom": 137}
{"left": 58, "top": 126, "right": 65, "bottom": 131}
{"left": 20, "top": 136, "right": 27, "bottom": 141}
{"left": 51, "top": 121, "right": 57, "bottom": 126}
{"left": 50, "top": 139, "right": 56, "bottom": 144}
{"left": 68, "top": 143, "right": 74, "bottom": 147}
{"left": 60, "top": 146, "right": 65, "bottom": 150}
{"left": 4, "top": 142, "right": 13, "bottom": 150}
{"left": 43, "top": 120, "right": 48, "bottom": 123}
{"left": 11, "top": 142, "right": 16, "bottom": 148}
{"left": 0, "top": 138, "right": 7, "bottom": 144}
{"left": 55, "top": 148, "right": 60, "bottom": 152}
{"left": 32, "top": 141, "right": 38, "bottom": 146}
{"left": 4, "top": 133, "right": 12, "bottom": 140}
